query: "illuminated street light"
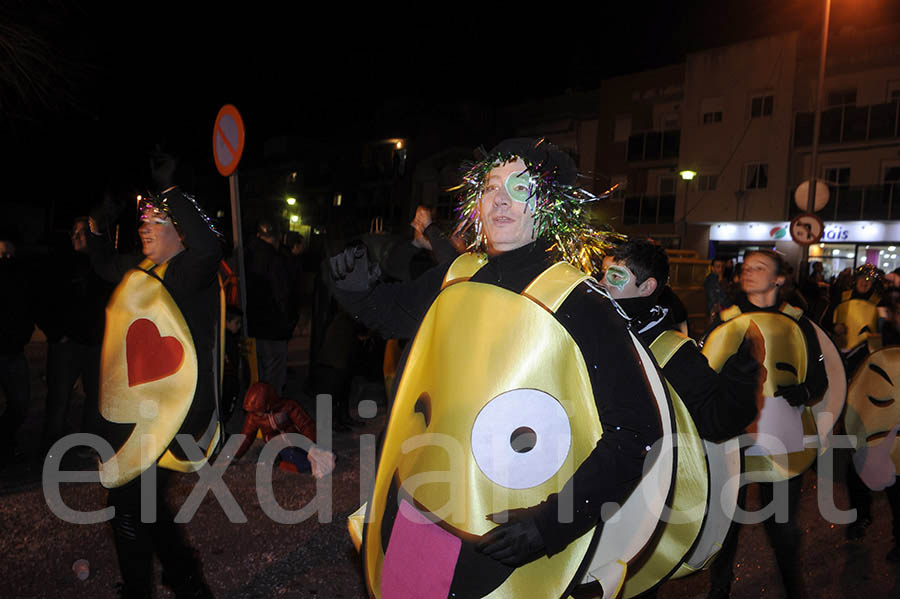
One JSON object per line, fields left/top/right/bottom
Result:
{"left": 679, "top": 170, "right": 697, "bottom": 181}
{"left": 286, "top": 197, "right": 297, "bottom": 206}
{"left": 290, "top": 214, "right": 299, "bottom": 223}
{"left": 396, "top": 140, "right": 404, "bottom": 150}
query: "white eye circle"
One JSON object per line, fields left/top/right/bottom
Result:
{"left": 471, "top": 388, "right": 572, "bottom": 489}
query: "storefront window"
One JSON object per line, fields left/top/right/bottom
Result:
{"left": 809, "top": 243, "right": 900, "bottom": 279}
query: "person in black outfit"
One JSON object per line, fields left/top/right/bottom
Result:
{"left": 600, "top": 240, "right": 761, "bottom": 598}
{"left": 87, "top": 152, "right": 220, "bottom": 599}
{"left": 703, "top": 250, "right": 828, "bottom": 599}
{"left": 602, "top": 240, "right": 760, "bottom": 441}
{"left": 38, "top": 217, "right": 113, "bottom": 454}
{"left": 0, "top": 232, "right": 35, "bottom": 466}
{"left": 329, "top": 138, "right": 661, "bottom": 590}
{"left": 245, "top": 220, "right": 300, "bottom": 395}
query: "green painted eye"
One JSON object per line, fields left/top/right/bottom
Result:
{"left": 504, "top": 171, "right": 534, "bottom": 204}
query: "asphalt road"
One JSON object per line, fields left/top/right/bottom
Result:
{"left": 2, "top": 334, "right": 899, "bottom": 599}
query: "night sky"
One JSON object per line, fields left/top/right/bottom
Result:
{"left": 2, "top": 0, "right": 900, "bottom": 220}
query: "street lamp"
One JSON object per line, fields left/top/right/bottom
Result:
{"left": 286, "top": 197, "right": 297, "bottom": 206}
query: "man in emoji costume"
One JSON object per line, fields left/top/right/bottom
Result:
{"left": 87, "top": 154, "right": 222, "bottom": 599}
{"left": 831, "top": 264, "right": 886, "bottom": 374}
{"left": 599, "top": 240, "right": 761, "bottom": 598}
{"left": 332, "top": 139, "right": 666, "bottom": 598}
{"left": 701, "top": 250, "right": 837, "bottom": 599}
{"left": 844, "top": 346, "right": 900, "bottom": 561}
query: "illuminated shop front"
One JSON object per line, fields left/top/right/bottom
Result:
{"left": 708, "top": 221, "right": 900, "bottom": 279}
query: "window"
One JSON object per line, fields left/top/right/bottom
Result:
{"left": 609, "top": 175, "right": 627, "bottom": 200}
{"left": 827, "top": 89, "right": 856, "bottom": 107}
{"left": 659, "top": 176, "right": 676, "bottom": 195}
{"left": 888, "top": 80, "right": 900, "bottom": 101}
{"left": 614, "top": 115, "right": 632, "bottom": 142}
{"left": 750, "top": 94, "right": 774, "bottom": 118}
{"left": 744, "top": 163, "right": 768, "bottom": 190}
{"left": 697, "top": 174, "right": 718, "bottom": 191}
{"left": 701, "top": 97, "right": 723, "bottom": 125}
{"left": 823, "top": 166, "right": 850, "bottom": 186}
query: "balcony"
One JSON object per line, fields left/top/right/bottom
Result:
{"left": 623, "top": 194, "right": 676, "bottom": 225}
{"left": 627, "top": 129, "right": 680, "bottom": 162}
{"left": 789, "top": 183, "right": 900, "bottom": 220}
{"left": 794, "top": 101, "right": 900, "bottom": 147}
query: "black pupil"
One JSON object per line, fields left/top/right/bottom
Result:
{"left": 510, "top": 427, "right": 537, "bottom": 453}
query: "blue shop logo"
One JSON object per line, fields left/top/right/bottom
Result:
{"left": 823, "top": 224, "right": 849, "bottom": 241}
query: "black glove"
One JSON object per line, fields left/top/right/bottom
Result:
{"left": 776, "top": 383, "right": 811, "bottom": 407}
{"left": 328, "top": 241, "right": 381, "bottom": 292}
{"left": 476, "top": 509, "right": 546, "bottom": 567}
{"left": 720, "top": 335, "right": 763, "bottom": 381}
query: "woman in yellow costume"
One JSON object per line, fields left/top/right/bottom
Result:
{"left": 87, "top": 152, "right": 223, "bottom": 599}
{"left": 701, "top": 250, "right": 828, "bottom": 599}
{"left": 329, "top": 138, "right": 664, "bottom": 599}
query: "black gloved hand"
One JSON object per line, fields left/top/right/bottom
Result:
{"left": 476, "top": 509, "right": 546, "bottom": 567}
{"left": 721, "top": 335, "right": 762, "bottom": 380}
{"left": 776, "top": 383, "right": 811, "bottom": 407}
{"left": 328, "top": 241, "right": 381, "bottom": 292}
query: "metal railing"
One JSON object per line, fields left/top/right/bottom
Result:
{"left": 627, "top": 129, "right": 681, "bottom": 161}
{"left": 794, "top": 101, "right": 900, "bottom": 146}
{"left": 788, "top": 183, "right": 899, "bottom": 220}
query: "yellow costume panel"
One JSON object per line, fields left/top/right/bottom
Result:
{"left": 845, "top": 347, "right": 900, "bottom": 491}
{"left": 701, "top": 306, "right": 817, "bottom": 483}
{"left": 360, "top": 257, "right": 671, "bottom": 599}
{"left": 833, "top": 291, "right": 882, "bottom": 352}
{"left": 98, "top": 260, "right": 219, "bottom": 488}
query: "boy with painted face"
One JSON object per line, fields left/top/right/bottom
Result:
{"left": 602, "top": 240, "right": 760, "bottom": 442}
{"left": 330, "top": 138, "right": 663, "bottom": 598}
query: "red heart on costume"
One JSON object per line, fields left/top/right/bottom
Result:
{"left": 125, "top": 318, "right": 185, "bottom": 387}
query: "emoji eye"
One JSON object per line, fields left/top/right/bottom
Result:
{"left": 868, "top": 395, "right": 895, "bottom": 408}
{"left": 471, "top": 389, "right": 571, "bottom": 489}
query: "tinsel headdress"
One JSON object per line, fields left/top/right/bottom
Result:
{"left": 452, "top": 137, "right": 622, "bottom": 275}
{"left": 138, "top": 188, "right": 224, "bottom": 240}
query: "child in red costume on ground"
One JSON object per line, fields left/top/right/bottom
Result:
{"left": 233, "top": 382, "right": 335, "bottom": 478}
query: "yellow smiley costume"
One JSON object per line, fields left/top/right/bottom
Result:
{"left": 351, "top": 254, "right": 673, "bottom": 599}
{"left": 833, "top": 289, "right": 883, "bottom": 353}
{"left": 844, "top": 347, "right": 900, "bottom": 490}
{"left": 620, "top": 330, "right": 709, "bottom": 598}
{"left": 98, "top": 258, "right": 222, "bottom": 488}
{"left": 701, "top": 304, "right": 842, "bottom": 483}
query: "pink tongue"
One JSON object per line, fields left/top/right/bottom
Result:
{"left": 381, "top": 500, "right": 461, "bottom": 599}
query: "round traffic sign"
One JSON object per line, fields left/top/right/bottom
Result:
{"left": 794, "top": 179, "right": 830, "bottom": 212}
{"left": 213, "top": 105, "right": 245, "bottom": 177}
{"left": 790, "top": 212, "right": 826, "bottom": 246}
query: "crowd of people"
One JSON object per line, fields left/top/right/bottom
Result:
{"left": 2, "top": 136, "right": 900, "bottom": 598}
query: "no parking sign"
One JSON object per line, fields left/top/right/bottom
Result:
{"left": 213, "top": 104, "right": 245, "bottom": 176}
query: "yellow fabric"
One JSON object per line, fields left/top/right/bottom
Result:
{"left": 441, "top": 252, "right": 488, "bottom": 289}
{"left": 362, "top": 266, "right": 601, "bottom": 599}
{"left": 348, "top": 502, "right": 367, "bottom": 553}
{"left": 844, "top": 347, "right": 900, "bottom": 473}
{"left": 621, "top": 331, "right": 710, "bottom": 598}
{"left": 98, "top": 263, "right": 199, "bottom": 488}
{"left": 522, "top": 262, "right": 589, "bottom": 314}
{"left": 702, "top": 307, "right": 817, "bottom": 482}
{"left": 833, "top": 297, "right": 882, "bottom": 352}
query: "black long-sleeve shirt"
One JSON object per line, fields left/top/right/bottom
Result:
{"left": 332, "top": 240, "right": 661, "bottom": 556}
{"left": 625, "top": 305, "right": 758, "bottom": 442}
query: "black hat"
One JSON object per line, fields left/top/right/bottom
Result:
{"left": 488, "top": 138, "right": 578, "bottom": 186}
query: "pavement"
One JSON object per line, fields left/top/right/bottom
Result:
{"left": 2, "top": 330, "right": 900, "bottom": 598}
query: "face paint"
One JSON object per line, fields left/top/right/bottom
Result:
{"left": 504, "top": 170, "right": 536, "bottom": 211}
{"left": 140, "top": 207, "right": 171, "bottom": 226}
{"left": 604, "top": 265, "right": 632, "bottom": 291}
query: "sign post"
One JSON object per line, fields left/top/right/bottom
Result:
{"left": 213, "top": 104, "right": 248, "bottom": 333}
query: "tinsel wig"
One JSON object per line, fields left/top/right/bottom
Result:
{"left": 453, "top": 137, "right": 621, "bottom": 274}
